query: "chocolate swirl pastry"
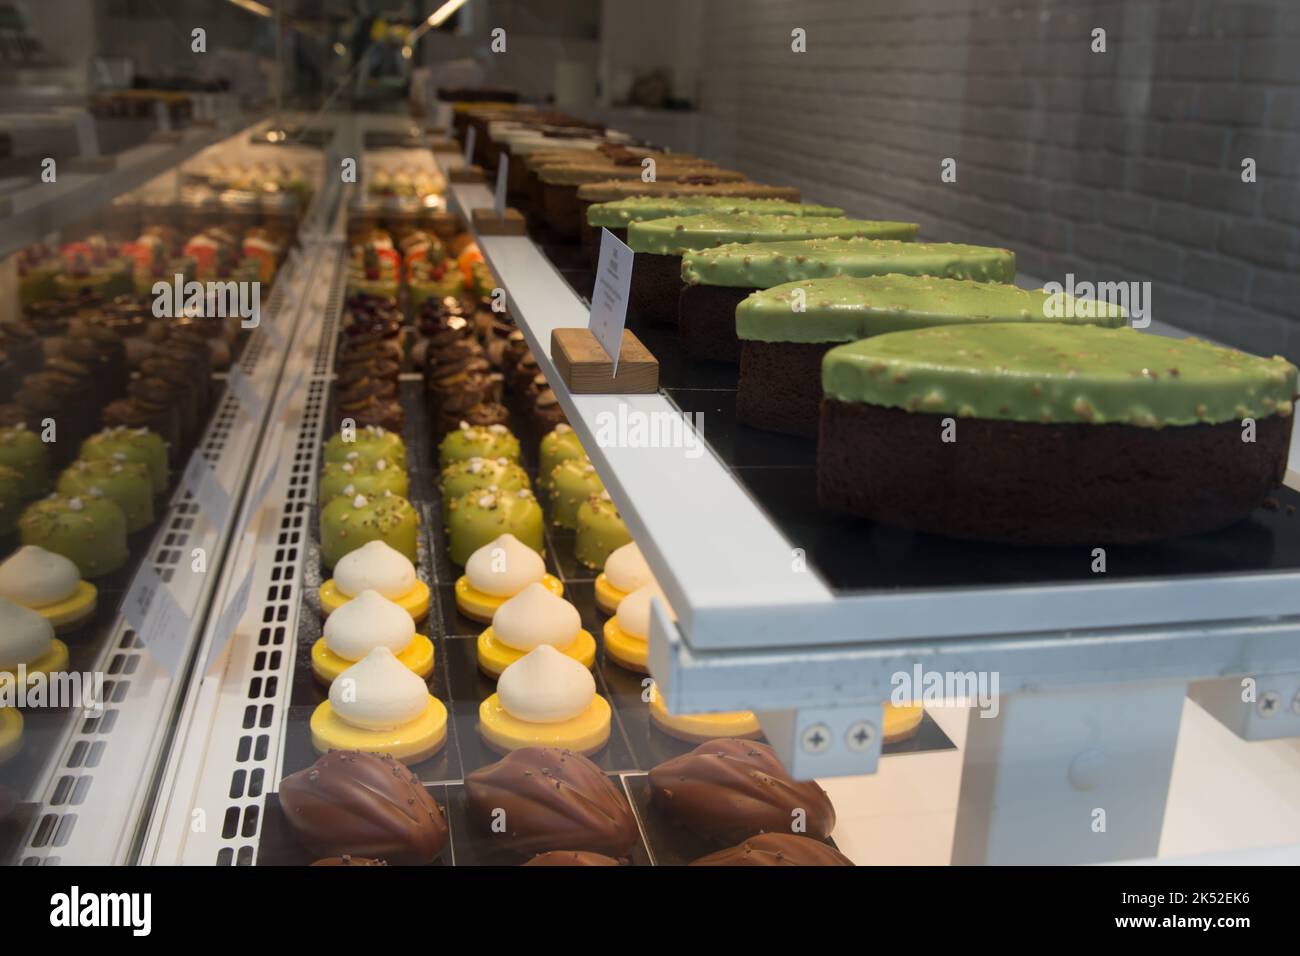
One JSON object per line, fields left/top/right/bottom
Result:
{"left": 690, "top": 833, "right": 853, "bottom": 867}
{"left": 337, "top": 336, "right": 403, "bottom": 369}
{"left": 280, "top": 751, "right": 448, "bottom": 865}
{"left": 0, "top": 321, "right": 46, "bottom": 370}
{"left": 522, "top": 850, "right": 621, "bottom": 867}
{"left": 435, "top": 395, "right": 508, "bottom": 439}
{"left": 648, "top": 739, "right": 836, "bottom": 843}
{"left": 310, "top": 856, "right": 389, "bottom": 867}
{"left": 335, "top": 394, "right": 404, "bottom": 433}
{"left": 336, "top": 358, "right": 400, "bottom": 389}
{"left": 336, "top": 373, "right": 398, "bottom": 406}
{"left": 532, "top": 388, "right": 566, "bottom": 436}
{"left": 465, "top": 747, "right": 638, "bottom": 858}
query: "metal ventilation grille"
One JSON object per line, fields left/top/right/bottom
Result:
{"left": 214, "top": 246, "right": 344, "bottom": 865}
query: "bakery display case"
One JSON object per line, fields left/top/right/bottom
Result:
{"left": 3, "top": 1, "right": 1300, "bottom": 875}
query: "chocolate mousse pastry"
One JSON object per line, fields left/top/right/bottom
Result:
{"left": 60, "top": 326, "right": 128, "bottom": 399}
{"left": 336, "top": 359, "right": 401, "bottom": 400}
{"left": 648, "top": 738, "right": 836, "bottom": 844}
{"left": 465, "top": 746, "right": 639, "bottom": 858}
{"left": 128, "top": 374, "right": 185, "bottom": 448}
{"left": 139, "top": 356, "right": 202, "bottom": 438}
{"left": 532, "top": 388, "right": 567, "bottom": 441}
{"left": 103, "top": 398, "right": 179, "bottom": 461}
{"left": 334, "top": 392, "right": 405, "bottom": 433}
{"left": 736, "top": 275, "right": 1126, "bottom": 437}
{"left": 507, "top": 354, "right": 541, "bottom": 401}
{"left": 626, "top": 214, "right": 920, "bottom": 329}
{"left": 279, "top": 751, "right": 449, "bottom": 865}
{"left": 817, "top": 324, "right": 1299, "bottom": 544}
{"left": 437, "top": 400, "right": 510, "bottom": 439}
{"left": 679, "top": 237, "right": 1016, "bottom": 363}
{"left": 310, "top": 856, "right": 389, "bottom": 866}
{"left": 575, "top": 179, "right": 804, "bottom": 258}
{"left": 0, "top": 321, "right": 43, "bottom": 376}
{"left": 691, "top": 832, "right": 853, "bottom": 867}
{"left": 522, "top": 850, "right": 621, "bottom": 867}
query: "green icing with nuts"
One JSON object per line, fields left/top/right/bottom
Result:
{"left": 682, "top": 237, "right": 1015, "bottom": 288}
{"left": 736, "top": 275, "right": 1127, "bottom": 343}
{"left": 822, "top": 324, "right": 1299, "bottom": 428}
{"left": 628, "top": 214, "right": 918, "bottom": 257}
{"left": 587, "top": 196, "right": 843, "bottom": 229}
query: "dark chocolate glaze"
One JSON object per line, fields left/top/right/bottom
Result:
{"left": 690, "top": 832, "right": 853, "bottom": 866}
{"left": 465, "top": 747, "right": 638, "bottom": 857}
{"left": 648, "top": 739, "right": 836, "bottom": 843}
{"left": 279, "top": 751, "right": 448, "bottom": 865}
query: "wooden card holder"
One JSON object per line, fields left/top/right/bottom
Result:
{"left": 448, "top": 164, "right": 486, "bottom": 184}
{"left": 551, "top": 328, "right": 659, "bottom": 394}
{"left": 471, "top": 207, "right": 527, "bottom": 235}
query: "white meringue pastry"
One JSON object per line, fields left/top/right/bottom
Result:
{"left": 333, "top": 540, "right": 417, "bottom": 599}
{"left": 491, "top": 582, "right": 581, "bottom": 651}
{"left": 616, "top": 583, "right": 674, "bottom": 641}
{"left": 0, "top": 597, "right": 55, "bottom": 670}
{"left": 0, "top": 546, "right": 81, "bottom": 609}
{"left": 329, "top": 646, "right": 429, "bottom": 731}
{"left": 323, "top": 590, "right": 415, "bottom": 661}
{"left": 496, "top": 645, "right": 595, "bottom": 723}
{"left": 603, "top": 543, "right": 653, "bottom": 594}
{"left": 465, "top": 533, "right": 546, "bottom": 597}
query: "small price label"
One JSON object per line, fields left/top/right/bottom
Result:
{"left": 494, "top": 155, "right": 509, "bottom": 220}
{"left": 205, "top": 564, "right": 254, "bottom": 671}
{"left": 182, "top": 452, "right": 232, "bottom": 528}
{"left": 121, "top": 564, "right": 190, "bottom": 676}
{"left": 590, "top": 228, "right": 635, "bottom": 375}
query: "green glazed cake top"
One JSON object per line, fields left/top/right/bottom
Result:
{"left": 736, "top": 275, "right": 1127, "bottom": 343}
{"left": 628, "top": 215, "right": 919, "bottom": 257}
{"left": 587, "top": 196, "right": 843, "bottom": 229}
{"left": 682, "top": 237, "right": 1015, "bottom": 288}
{"left": 821, "top": 324, "right": 1299, "bottom": 428}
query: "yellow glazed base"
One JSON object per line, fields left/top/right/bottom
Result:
{"left": 648, "top": 685, "right": 761, "bottom": 743}
{"left": 454, "top": 573, "right": 563, "bottom": 624}
{"left": 319, "top": 579, "right": 430, "bottom": 623}
{"left": 310, "top": 696, "right": 447, "bottom": 764}
{"left": 884, "top": 703, "right": 925, "bottom": 744}
{"left": 29, "top": 582, "right": 98, "bottom": 633}
{"left": 476, "top": 627, "right": 595, "bottom": 678}
{"left": 0, "top": 708, "right": 22, "bottom": 765}
{"left": 1, "top": 639, "right": 70, "bottom": 684}
{"left": 310, "top": 635, "right": 435, "bottom": 684}
{"left": 593, "top": 574, "right": 627, "bottom": 616}
{"left": 602, "top": 619, "right": 648, "bottom": 673}
{"left": 478, "top": 694, "right": 610, "bottom": 756}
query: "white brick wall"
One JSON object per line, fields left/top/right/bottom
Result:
{"left": 694, "top": 0, "right": 1300, "bottom": 362}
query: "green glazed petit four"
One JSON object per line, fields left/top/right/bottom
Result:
{"left": 318, "top": 456, "right": 409, "bottom": 505}
{"left": 319, "top": 492, "right": 419, "bottom": 568}
{"left": 80, "top": 427, "right": 168, "bottom": 495}
{"left": 19, "top": 494, "right": 129, "bottom": 578}
{"left": 439, "top": 456, "right": 531, "bottom": 522}
{"left": 438, "top": 422, "right": 521, "bottom": 470}
{"left": 539, "top": 424, "right": 585, "bottom": 494}
{"left": 446, "top": 486, "right": 543, "bottom": 566}
{"left": 57, "top": 459, "right": 154, "bottom": 533}
{"left": 548, "top": 456, "right": 604, "bottom": 529}
{"left": 0, "top": 425, "right": 51, "bottom": 500}
{"left": 575, "top": 491, "right": 632, "bottom": 569}
{"left": 323, "top": 425, "right": 407, "bottom": 469}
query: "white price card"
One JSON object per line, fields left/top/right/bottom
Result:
{"left": 589, "top": 228, "right": 635, "bottom": 375}
{"left": 121, "top": 564, "right": 190, "bottom": 676}
{"left": 463, "top": 126, "right": 476, "bottom": 166}
{"left": 227, "top": 366, "right": 266, "bottom": 420}
{"left": 494, "top": 156, "right": 509, "bottom": 219}
{"left": 205, "top": 564, "right": 254, "bottom": 671}
{"left": 181, "top": 452, "right": 232, "bottom": 528}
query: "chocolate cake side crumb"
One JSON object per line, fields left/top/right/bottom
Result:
{"left": 817, "top": 399, "right": 1291, "bottom": 545}
{"left": 678, "top": 284, "right": 755, "bottom": 362}
{"left": 736, "top": 340, "right": 831, "bottom": 437}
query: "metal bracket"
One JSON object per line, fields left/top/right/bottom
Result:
{"left": 753, "top": 704, "right": 884, "bottom": 780}
{"left": 1188, "top": 673, "right": 1300, "bottom": 740}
